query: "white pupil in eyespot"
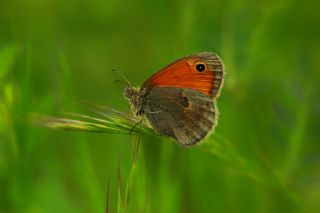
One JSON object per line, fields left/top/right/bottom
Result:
{"left": 196, "top": 63, "right": 205, "bottom": 72}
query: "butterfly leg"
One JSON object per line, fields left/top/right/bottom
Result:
{"left": 129, "top": 118, "right": 144, "bottom": 135}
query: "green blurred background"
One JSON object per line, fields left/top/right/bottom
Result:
{"left": 1, "top": 0, "right": 320, "bottom": 212}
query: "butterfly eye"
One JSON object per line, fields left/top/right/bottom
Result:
{"left": 195, "top": 63, "right": 206, "bottom": 72}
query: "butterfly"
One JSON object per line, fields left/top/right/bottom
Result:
{"left": 124, "top": 52, "right": 225, "bottom": 147}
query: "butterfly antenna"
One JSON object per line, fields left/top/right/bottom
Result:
{"left": 112, "top": 69, "right": 132, "bottom": 87}
{"left": 113, "top": 79, "right": 129, "bottom": 86}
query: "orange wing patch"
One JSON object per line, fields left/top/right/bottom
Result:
{"left": 142, "top": 52, "right": 224, "bottom": 97}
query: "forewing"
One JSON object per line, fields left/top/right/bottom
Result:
{"left": 142, "top": 52, "right": 224, "bottom": 98}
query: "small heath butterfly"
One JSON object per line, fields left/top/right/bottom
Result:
{"left": 124, "top": 52, "right": 225, "bottom": 147}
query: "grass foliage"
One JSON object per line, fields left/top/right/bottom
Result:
{"left": 1, "top": 0, "right": 320, "bottom": 212}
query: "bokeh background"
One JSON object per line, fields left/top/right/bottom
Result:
{"left": 1, "top": 0, "right": 319, "bottom": 212}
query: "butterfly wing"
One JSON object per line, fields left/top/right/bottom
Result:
{"left": 142, "top": 87, "right": 217, "bottom": 147}
{"left": 142, "top": 52, "right": 224, "bottom": 98}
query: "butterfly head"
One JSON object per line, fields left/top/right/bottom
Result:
{"left": 124, "top": 87, "right": 144, "bottom": 116}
